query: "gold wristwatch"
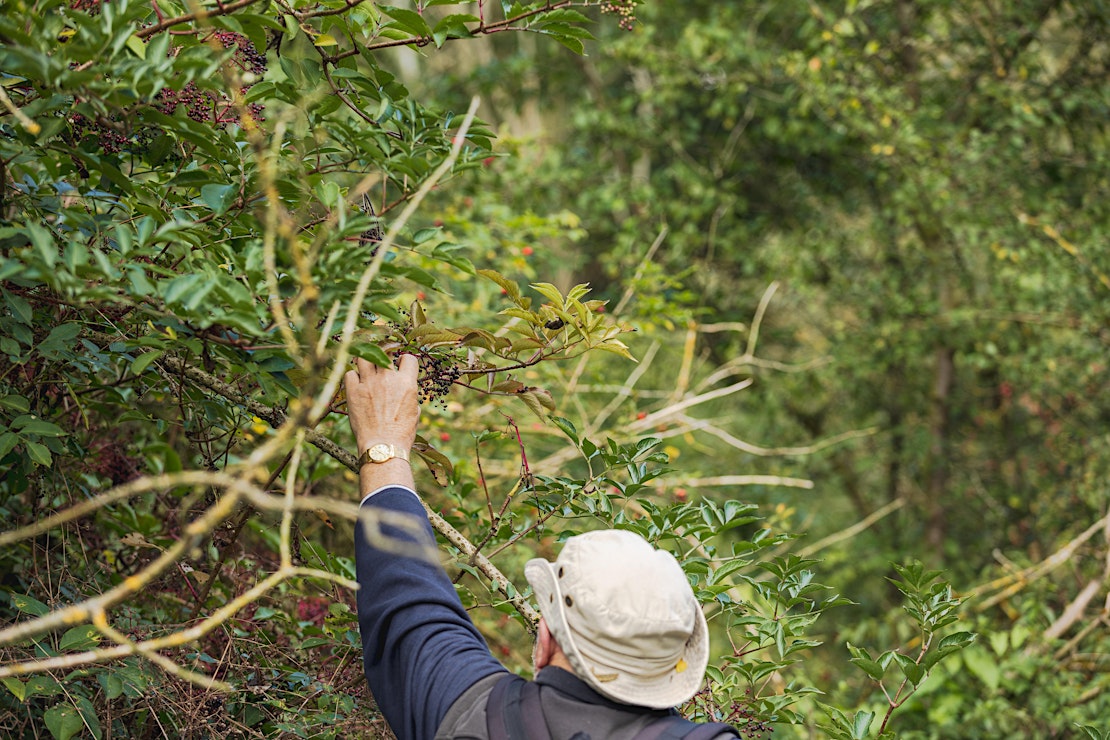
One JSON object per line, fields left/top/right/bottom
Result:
{"left": 358, "top": 443, "right": 410, "bottom": 466}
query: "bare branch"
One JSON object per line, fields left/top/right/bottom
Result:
{"left": 798, "top": 498, "right": 907, "bottom": 558}
{"left": 678, "top": 475, "right": 815, "bottom": 490}
{"left": 680, "top": 415, "right": 880, "bottom": 458}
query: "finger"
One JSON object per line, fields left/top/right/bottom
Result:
{"left": 355, "top": 357, "right": 374, "bottom": 380}
{"left": 396, "top": 353, "right": 418, "bottom": 378}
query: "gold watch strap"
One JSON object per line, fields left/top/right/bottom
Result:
{"left": 358, "top": 443, "right": 411, "bottom": 466}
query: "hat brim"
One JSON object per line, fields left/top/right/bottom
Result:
{"left": 525, "top": 557, "right": 709, "bottom": 710}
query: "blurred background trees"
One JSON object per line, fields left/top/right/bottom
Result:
{"left": 417, "top": 0, "right": 1110, "bottom": 734}
{"left": 2, "top": 0, "right": 1108, "bottom": 737}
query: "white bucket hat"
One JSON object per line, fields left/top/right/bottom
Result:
{"left": 524, "top": 529, "right": 709, "bottom": 709}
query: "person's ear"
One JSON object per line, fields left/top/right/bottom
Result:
{"left": 533, "top": 618, "right": 554, "bottom": 669}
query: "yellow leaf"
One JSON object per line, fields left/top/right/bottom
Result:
{"left": 314, "top": 33, "right": 338, "bottom": 47}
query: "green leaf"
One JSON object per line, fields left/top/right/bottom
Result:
{"left": 709, "top": 558, "right": 750, "bottom": 586}
{"left": 595, "top": 339, "right": 634, "bottom": 360}
{"left": 0, "top": 431, "right": 20, "bottom": 458}
{"left": 544, "top": 32, "right": 585, "bottom": 55}
{"left": 128, "top": 265, "right": 156, "bottom": 297}
{"left": 125, "top": 33, "right": 146, "bottom": 59}
{"left": 3, "top": 288, "right": 33, "bottom": 325}
{"left": 351, "top": 342, "right": 392, "bottom": 368}
{"left": 12, "top": 418, "right": 65, "bottom": 437}
{"left": 74, "top": 695, "right": 101, "bottom": 739}
{"left": 478, "top": 269, "right": 526, "bottom": 306}
{"left": 26, "top": 222, "right": 57, "bottom": 269}
{"left": 200, "top": 183, "right": 237, "bottom": 215}
{"left": 161, "top": 274, "right": 201, "bottom": 306}
{"left": 847, "top": 643, "right": 886, "bottom": 682}
{"left": 519, "top": 389, "right": 555, "bottom": 418}
{"left": 37, "top": 323, "right": 81, "bottom": 358}
{"left": 2, "top": 677, "right": 26, "bottom": 702}
{"left": 10, "top": 593, "right": 49, "bottom": 617}
{"left": 44, "top": 703, "right": 85, "bottom": 740}
{"left": 0, "top": 394, "right": 31, "bottom": 413}
{"left": 549, "top": 415, "right": 578, "bottom": 443}
{"left": 893, "top": 652, "right": 926, "bottom": 685}
{"left": 380, "top": 5, "right": 433, "bottom": 37}
{"left": 531, "top": 282, "right": 565, "bottom": 309}
{"left": 938, "top": 630, "right": 976, "bottom": 650}
{"left": 850, "top": 710, "right": 875, "bottom": 739}
{"left": 99, "top": 672, "right": 124, "bottom": 700}
{"left": 59, "top": 625, "right": 102, "bottom": 652}
{"left": 432, "top": 13, "right": 478, "bottom": 47}
{"left": 26, "top": 675, "right": 62, "bottom": 697}
{"left": 26, "top": 439, "right": 52, "bottom": 466}
{"left": 130, "top": 350, "right": 163, "bottom": 375}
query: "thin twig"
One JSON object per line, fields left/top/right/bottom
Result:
{"left": 798, "top": 498, "right": 906, "bottom": 558}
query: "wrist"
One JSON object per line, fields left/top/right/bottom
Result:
{"left": 356, "top": 436, "right": 412, "bottom": 450}
{"left": 357, "top": 441, "right": 412, "bottom": 466}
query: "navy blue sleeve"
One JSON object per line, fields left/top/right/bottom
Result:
{"left": 355, "top": 486, "right": 508, "bottom": 740}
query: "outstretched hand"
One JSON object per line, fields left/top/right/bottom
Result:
{"left": 345, "top": 354, "right": 420, "bottom": 478}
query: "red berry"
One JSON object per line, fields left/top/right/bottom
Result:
{"left": 522, "top": 246, "right": 534, "bottom": 256}
{"left": 636, "top": 411, "right": 647, "bottom": 420}
{"left": 439, "top": 432, "right": 451, "bottom": 442}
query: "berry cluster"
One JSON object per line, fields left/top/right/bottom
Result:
{"left": 415, "top": 352, "right": 462, "bottom": 406}
{"left": 687, "top": 686, "right": 774, "bottom": 739}
{"left": 389, "top": 309, "right": 464, "bottom": 406}
{"left": 729, "top": 687, "right": 775, "bottom": 739}
{"left": 63, "top": 24, "right": 268, "bottom": 158}
{"left": 156, "top": 33, "right": 266, "bottom": 126}
{"left": 599, "top": 0, "right": 638, "bottom": 31}
{"left": 68, "top": 113, "right": 131, "bottom": 153}
{"left": 156, "top": 83, "right": 264, "bottom": 127}
{"left": 211, "top": 30, "right": 267, "bottom": 77}
{"left": 158, "top": 83, "right": 213, "bottom": 121}
{"left": 69, "top": 0, "right": 102, "bottom": 12}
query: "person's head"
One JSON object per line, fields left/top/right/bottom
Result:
{"left": 525, "top": 529, "right": 709, "bottom": 709}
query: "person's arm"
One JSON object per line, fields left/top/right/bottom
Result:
{"left": 345, "top": 356, "right": 506, "bottom": 740}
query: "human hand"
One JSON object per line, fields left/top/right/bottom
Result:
{"left": 344, "top": 354, "right": 420, "bottom": 454}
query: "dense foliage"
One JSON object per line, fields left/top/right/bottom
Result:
{"left": 1, "top": 0, "right": 1107, "bottom": 738}
{"left": 420, "top": 0, "right": 1110, "bottom": 735}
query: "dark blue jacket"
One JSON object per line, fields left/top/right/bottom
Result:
{"left": 355, "top": 486, "right": 507, "bottom": 740}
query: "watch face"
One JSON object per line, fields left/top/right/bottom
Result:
{"left": 368, "top": 444, "right": 391, "bottom": 462}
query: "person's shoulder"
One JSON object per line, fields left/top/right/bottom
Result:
{"left": 434, "top": 671, "right": 507, "bottom": 740}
